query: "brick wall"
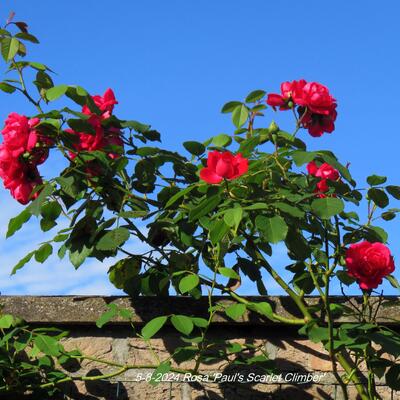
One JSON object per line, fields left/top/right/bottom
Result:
{"left": 1, "top": 296, "right": 399, "bottom": 400}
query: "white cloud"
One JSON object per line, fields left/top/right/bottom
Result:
{"left": 0, "top": 187, "right": 150, "bottom": 295}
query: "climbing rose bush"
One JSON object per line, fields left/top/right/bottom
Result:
{"left": 1, "top": 17, "right": 400, "bottom": 399}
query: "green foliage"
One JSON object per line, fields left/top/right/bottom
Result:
{"left": 311, "top": 197, "right": 344, "bottom": 219}
{"left": 141, "top": 316, "right": 168, "bottom": 340}
{"left": 170, "top": 315, "right": 194, "bottom": 335}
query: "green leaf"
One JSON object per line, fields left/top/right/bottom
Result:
{"left": 165, "top": 185, "right": 196, "bottom": 208}
{"left": 15, "top": 32, "right": 39, "bottom": 43}
{"left": 189, "top": 194, "right": 221, "bottom": 222}
{"left": 46, "top": 84, "right": 68, "bottom": 101}
{"left": 381, "top": 211, "right": 396, "bottom": 221}
{"left": 221, "top": 100, "right": 242, "bottom": 113}
{"left": 386, "top": 275, "right": 400, "bottom": 290}
{"left": 183, "top": 141, "right": 205, "bottom": 156}
{"left": 34, "top": 243, "right": 53, "bottom": 263}
{"left": 367, "top": 175, "right": 387, "bottom": 186}
{"left": 34, "top": 335, "right": 60, "bottom": 356}
{"left": 170, "top": 315, "right": 194, "bottom": 335}
{"left": 243, "top": 203, "right": 269, "bottom": 211}
{"left": 232, "top": 104, "right": 249, "bottom": 128}
{"left": 121, "top": 120, "right": 150, "bottom": 132}
{"left": 0, "top": 315, "right": 14, "bottom": 329}
{"left": 28, "top": 184, "right": 54, "bottom": 216}
{"left": 96, "top": 227, "right": 130, "bottom": 251}
{"left": 119, "top": 308, "right": 133, "bottom": 320}
{"left": 386, "top": 185, "right": 400, "bottom": 200}
{"left": 14, "top": 332, "right": 32, "bottom": 352}
{"left": 292, "top": 151, "right": 316, "bottom": 167}
{"left": 386, "top": 364, "right": 400, "bottom": 390}
{"left": 223, "top": 207, "right": 243, "bottom": 231}
{"left": 96, "top": 304, "right": 118, "bottom": 328}
{"left": 56, "top": 176, "right": 78, "bottom": 198}
{"left": 275, "top": 202, "right": 304, "bottom": 218}
{"left": 6, "top": 209, "right": 31, "bottom": 238}
{"left": 225, "top": 303, "right": 246, "bottom": 321}
{"left": 41, "top": 201, "right": 62, "bottom": 221}
{"left": 191, "top": 317, "right": 208, "bottom": 328}
{"left": 336, "top": 270, "right": 356, "bottom": 286}
{"left": 238, "top": 135, "right": 259, "bottom": 156}
{"left": 255, "top": 215, "right": 288, "bottom": 243}
{"left": 150, "top": 361, "right": 171, "bottom": 386}
{"left": 308, "top": 325, "right": 330, "bottom": 343}
{"left": 250, "top": 302, "right": 275, "bottom": 321}
{"left": 368, "top": 188, "right": 389, "bottom": 208}
{"left": 0, "top": 81, "right": 16, "bottom": 93}
{"left": 368, "top": 226, "right": 388, "bottom": 243}
{"left": 212, "top": 134, "right": 232, "bottom": 147}
{"left": 1, "top": 37, "right": 19, "bottom": 61}
{"left": 218, "top": 267, "right": 240, "bottom": 280}
{"left": 69, "top": 245, "right": 92, "bottom": 269}
{"left": 245, "top": 90, "right": 266, "bottom": 103}
{"left": 141, "top": 316, "right": 168, "bottom": 340}
{"left": 179, "top": 274, "right": 200, "bottom": 294}
{"left": 40, "top": 219, "right": 57, "bottom": 232}
{"left": 135, "top": 146, "right": 159, "bottom": 156}
{"left": 67, "top": 118, "right": 96, "bottom": 134}
{"left": 108, "top": 257, "right": 141, "bottom": 289}
{"left": 311, "top": 197, "right": 344, "bottom": 219}
{"left": 11, "top": 250, "right": 35, "bottom": 275}
{"left": 209, "top": 219, "right": 230, "bottom": 245}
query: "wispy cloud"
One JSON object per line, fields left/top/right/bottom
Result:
{"left": 0, "top": 187, "right": 150, "bottom": 295}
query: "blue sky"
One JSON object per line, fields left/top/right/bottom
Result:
{"left": 1, "top": 1, "right": 400, "bottom": 295}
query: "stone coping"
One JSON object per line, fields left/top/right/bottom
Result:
{"left": 1, "top": 295, "right": 399, "bottom": 326}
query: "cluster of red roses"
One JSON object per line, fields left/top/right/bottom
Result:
{"left": 0, "top": 89, "right": 124, "bottom": 204}
{"left": 0, "top": 113, "right": 52, "bottom": 204}
{"left": 267, "top": 80, "right": 337, "bottom": 137}
{"left": 67, "top": 88, "right": 123, "bottom": 160}
{"left": 199, "top": 150, "right": 395, "bottom": 290}
{"left": 307, "top": 160, "right": 339, "bottom": 197}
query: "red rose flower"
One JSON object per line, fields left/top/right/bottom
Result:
{"left": 314, "top": 162, "right": 339, "bottom": 180}
{"left": 200, "top": 151, "right": 248, "bottom": 184}
{"left": 267, "top": 80, "right": 337, "bottom": 137}
{"left": 307, "top": 161, "right": 339, "bottom": 181}
{"left": 306, "top": 160, "right": 319, "bottom": 176}
{"left": 82, "top": 88, "right": 118, "bottom": 119}
{"left": 266, "top": 79, "right": 306, "bottom": 110}
{"left": 69, "top": 88, "right": 124, "bottom": 160}
{"left": 307, "top": 161, "right": 339, "bottom": 198}
{"left": 0, "top": 113, "right": 49, "bottom": 204}
{"left": 294, "top": 82, "right": 336, "bottom": 115}
{"left": 345, "top": 241, "right": 395, "bottom": 290}
{"left": 0, "top": 148, "right": 42, "bottom": 204}
{"left": 300, "top": 106, "right": 337, "bottom": 137}
{"left": 316, "top": 179, "right": 329, "bottom": 195}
